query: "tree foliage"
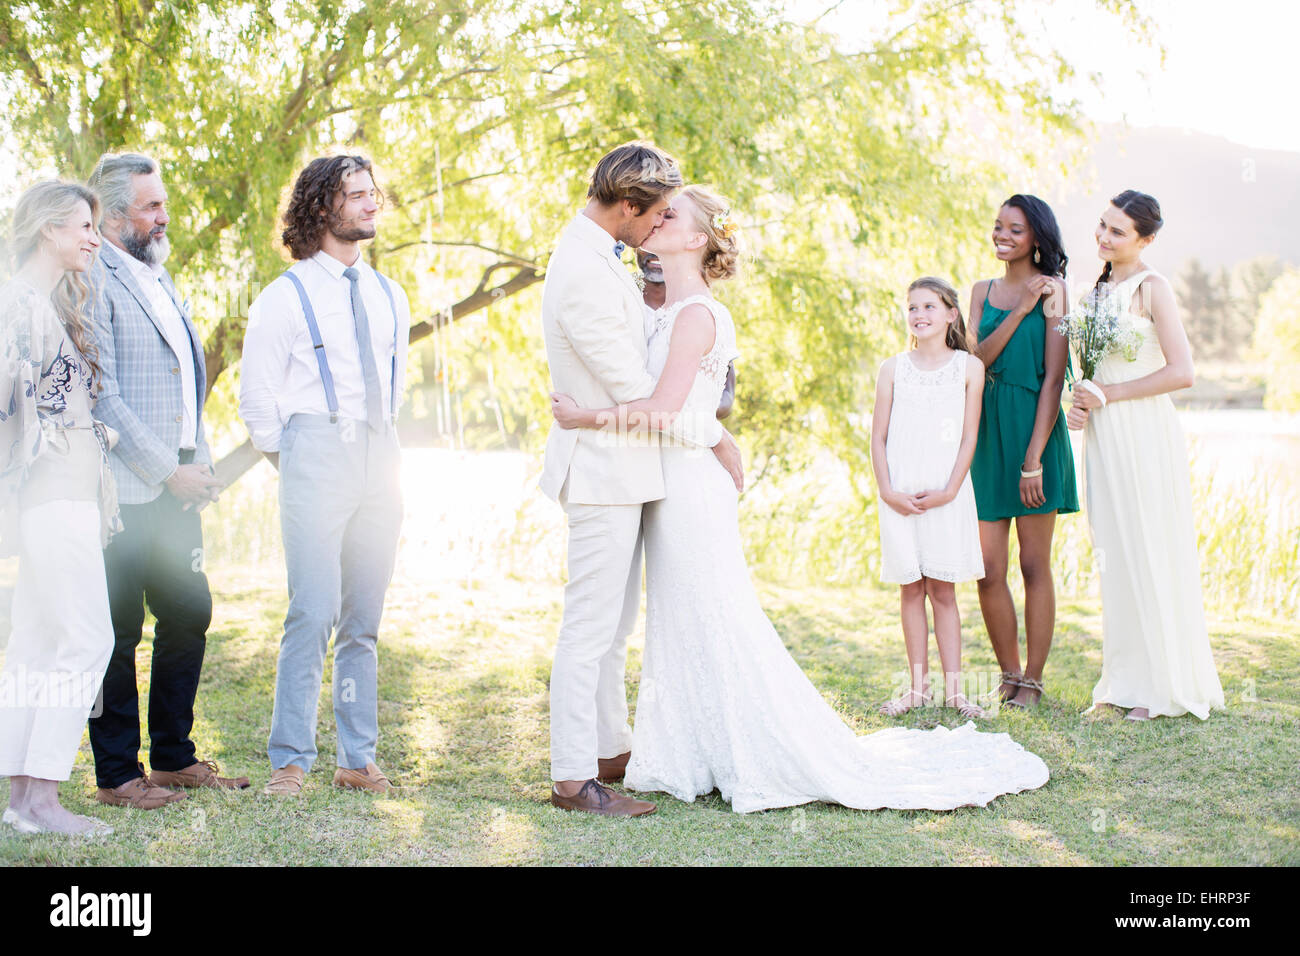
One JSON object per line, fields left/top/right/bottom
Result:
{"left": 1176, "top": 255, "right": 1284, "bottom": 363}
{"left": 1252, "top": 267, "right": 1300, "bottom": 413}
{"left": 1, "top": 0, "right": 1151, "bottom": 520}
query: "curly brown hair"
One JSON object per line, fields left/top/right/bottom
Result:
{"left": 281, "top": 155, "right": 384, "bottom": 260}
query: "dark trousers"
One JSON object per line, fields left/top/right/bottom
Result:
{"left": 88, "top": 488, "right": 212, "bottom": 788}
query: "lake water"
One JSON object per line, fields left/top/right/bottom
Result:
{"left": 4, "top": 409, "right": 1297, "bottom": 597}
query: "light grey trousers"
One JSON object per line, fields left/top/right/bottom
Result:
{"left": 267, "top": 415, "right": 403, "bottom": 772}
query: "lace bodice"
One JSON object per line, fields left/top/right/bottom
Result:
{"left": 645, "top": 294, "right": 740, "bottom": 447}
{"left": 893, "top": 348, "right": 968, "bottom": 402}
{"left": 629, "top": 333, "right": 1047, "bottom": 811}
{"left": 1093, "top": 269, "right": 1168, "bottom": 385}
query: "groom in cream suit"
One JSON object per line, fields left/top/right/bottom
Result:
{"left": 542, "top": 141, "right": 741, "bottom": 816}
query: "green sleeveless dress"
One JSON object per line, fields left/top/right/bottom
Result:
{"left": 970, "top": 283, "right": 1079, "bottom": 521}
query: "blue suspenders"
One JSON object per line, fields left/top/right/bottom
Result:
{"left": 281, "top": 268, "right": 400, "bottom": 424}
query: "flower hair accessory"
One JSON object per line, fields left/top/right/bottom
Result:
{"left": 711, "top": 210, "right": 740, "bottom": 239}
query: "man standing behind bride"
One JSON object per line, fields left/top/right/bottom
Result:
{"left": 552, "top": 183, "right": 1051, "bottom": 814}
{"left": 540, "top": 142, "right": 743, "bottom": 817}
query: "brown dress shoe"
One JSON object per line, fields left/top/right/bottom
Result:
{"left": 97, "top": 771, "right": 188, "bottom": 810}
{"left": 150, "top": 760, "right": 251, "bottom": 791}
{"left": 550, "top": 779, "right": 656, "bottom": 817}
{"left": 332, "top": 762, "right": 394, "bottom": 794}
{"left": 264, "top": 766, "right": 305, "bottom": 796}
{"left": 597, "top": 751, "right": 631, "bottom": 783}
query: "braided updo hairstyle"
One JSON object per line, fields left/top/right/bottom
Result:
{"left": 680, "top": 185, "right": 741, "bottom": 284}
{"left": 1096, "top": 189, "right": 1163, "bottom": 289}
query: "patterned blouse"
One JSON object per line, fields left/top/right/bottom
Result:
{"left": 1, "top": 277, "right": 119, "bottom": 552}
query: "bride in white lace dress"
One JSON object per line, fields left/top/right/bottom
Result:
{"left": 551, "top": 186, "right": 1048, "bottom": 813}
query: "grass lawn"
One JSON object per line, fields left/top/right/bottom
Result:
{"left": 1, "top": 566, "right": 1296, "bottom": 866}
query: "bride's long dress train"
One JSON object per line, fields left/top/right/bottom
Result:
{"left": 624, "top": 295, "right": 1050, "bottom": 813}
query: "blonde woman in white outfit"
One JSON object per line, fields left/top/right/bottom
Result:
{"left": 0, "top": 181, "right": 120, "bottom": 835}
{"left": 1067, "top": 190, "right": 1225, "bottom": 721}
{"left": 540, "top": 143, "right": 744, "bottom": 817}
{"left": 553, "top": 187, "right": 1049, "bottom": 813}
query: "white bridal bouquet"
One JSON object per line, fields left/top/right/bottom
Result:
{"left": 1056, "top": 285, "right": 1143, "bottom": 402}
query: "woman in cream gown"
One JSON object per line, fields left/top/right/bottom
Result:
{"left": 553, "top": 186, "right": 1049, "bottom": 812}
{"left": 1067, "top": 190, "right": 1224, "bottom": 721}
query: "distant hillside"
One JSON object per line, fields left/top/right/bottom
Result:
{"left": 1040, "top": 125, "right": 1300, "bottom": 277}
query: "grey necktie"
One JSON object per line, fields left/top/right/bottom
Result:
{"left": 342, "top": 266, "right": 385, "bottom": 432}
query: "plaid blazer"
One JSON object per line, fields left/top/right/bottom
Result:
{"left": 87, "top": 241, "right": 212, "bottom": 504}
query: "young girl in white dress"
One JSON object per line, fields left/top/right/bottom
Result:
{"left": 1066, "top": 190, "right": 1224, "bottom": 721}
{"left": 551, "top": 191, "right": 1047, "bottom": 813}
{"left": 872, "top": 277, "right": 987, "bottom": 719}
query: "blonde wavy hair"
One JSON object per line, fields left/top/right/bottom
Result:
{"left": 9, "top": 180, "right": 104, "bottom": 388}
{"left": 588, "top": 140, "right": 683, "bottom": 213}
{"left": 680, "top": 185, "right": 741, "bottom": 284}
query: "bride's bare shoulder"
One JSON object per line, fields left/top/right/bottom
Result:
{"left": 675, "top": 301, "right": 719, "bottom": 331}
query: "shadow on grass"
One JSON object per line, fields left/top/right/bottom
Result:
{"left": 2, "top": 574, "right": 1296, "bottom": 866}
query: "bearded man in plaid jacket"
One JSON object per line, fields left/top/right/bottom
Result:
{"left": 84, "top": 152, "right": 249, "bottom": 809}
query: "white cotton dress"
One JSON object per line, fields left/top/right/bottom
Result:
{"left": 1083, "top": 270, "right": 1225, "bottom": 719}
{"left": 878, "top": 349, "right": 985, "bottom": 584}
{"left": 624, "top": 295, "right": 1049, "bottom": 813}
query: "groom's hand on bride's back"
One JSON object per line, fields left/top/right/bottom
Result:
{"left": 713, "top": 429, "right": 744, "bottom": 492}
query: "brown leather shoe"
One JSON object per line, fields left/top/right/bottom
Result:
{"left": 332, "top": 762, "right": 394, "bottom": 794}
{"left": 264, "top": 765, "right": 305, "bottom": 796}
{"left": 597, "top": 751, "right": 631, "bottom": 783}
{"left": 97, "top": 769, "right": 188, "bottom": 810}
{"left": 550, "top": 779, "right": 656, "bottom": 817}
{"left": 150, "top": 760, "right": 251, "bottom": 791}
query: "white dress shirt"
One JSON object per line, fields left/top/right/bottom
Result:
{"left": 120, "top": 250, "right": 198, "bottom": 449}
{"left": 240, "top": 249, "right": 411, "bottom": 452}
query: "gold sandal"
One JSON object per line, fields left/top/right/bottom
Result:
{"left": 984, "top": 671, "right": 1024, "bottom": 704}
{"left": 1003, "top": 676, "right": 1044, "bottom": 709}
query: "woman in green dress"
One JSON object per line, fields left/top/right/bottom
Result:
{"left": 969, "top": 194, "right": 1078, "bottom": 708}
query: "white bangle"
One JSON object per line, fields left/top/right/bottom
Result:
{"left": 1020, "top": 466, "right": 1043, "bottom": 479}
{"left": 1079, "top": 379, "right": 1108, "bottom": 406}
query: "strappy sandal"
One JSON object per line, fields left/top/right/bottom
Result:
{"left": 945, "top": 694, "right": 988, "bottom": 719}
{"left": 1003, "top": 676, "right": 1044, "bottom": 709}
{"left": 984, "top": 671, "right": 1024, "bottom": 704}
{"left": 879, "top": 688, "right": 932, "bottom": 716}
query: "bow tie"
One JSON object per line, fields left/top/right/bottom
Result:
{"left": 612, "top": 241, "right": 626, "bottom": 259}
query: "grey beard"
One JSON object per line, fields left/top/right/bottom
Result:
{"left": 642, "top": 271, "right": 665, "bottom": 284}
{"left": 122, "top": 228, "right": 170, "bottom": 266}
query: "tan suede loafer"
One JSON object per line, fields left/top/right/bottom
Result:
{"left": 97, "top": 774, "right": 188, "bottom": 810}
{"left": 550, "top": 779, "right": 656, "bottom": 817}
{"left": 332, "top": 763, "right": 394, "bottom": 794}
{"left": 264, "top": 765, "right": 306, "bottom": 796}
{"left": 150, "top": 760, "right": 251, "bottom": 791}
{"left": 596, "top": 750, "right": 631, "bottom": 783}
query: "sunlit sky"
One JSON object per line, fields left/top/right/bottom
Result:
{"left": 802, "top": 0, "right": 1300, "bottom": 153}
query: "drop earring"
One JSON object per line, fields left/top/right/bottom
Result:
{"left": 1033, "top": 246, "right": 1042, "bottom": 265}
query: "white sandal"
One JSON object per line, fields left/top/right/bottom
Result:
{"left": 880, "top": 688, "right": 932, "bottom": 716}
{"left": 945, "top": 694, "right": 988, "bottom": 720}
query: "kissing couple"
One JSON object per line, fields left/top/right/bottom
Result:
{"left": 541, "top": 141, "right": 1049, "bottom": 816}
